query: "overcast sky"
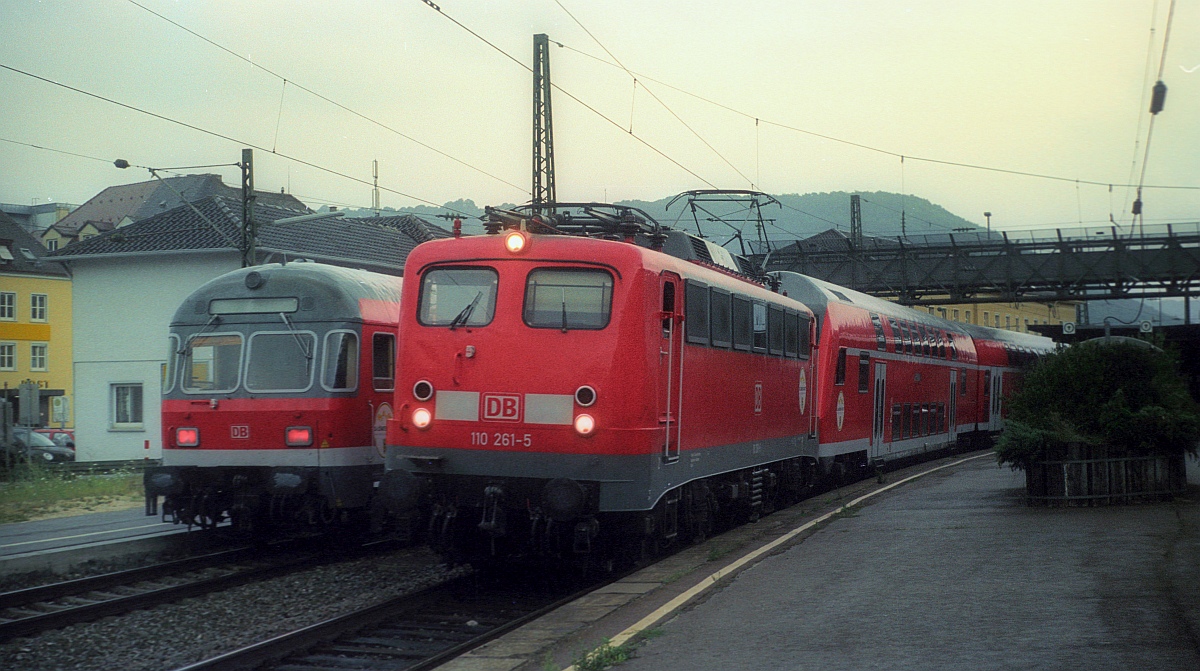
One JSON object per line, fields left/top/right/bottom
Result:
{"left": 1, "top": 0, "right": 1197, "bottom": 232}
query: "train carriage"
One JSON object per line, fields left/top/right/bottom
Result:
{"left": 380, "top": 214, "right": 819, "bottom": 564}
{"left": 145, "top": 262, "right": 403, "bottom": 531}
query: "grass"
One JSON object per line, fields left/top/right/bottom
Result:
{"left": 573, "top": 638, "right": 634, "bottom": 671}
{"left": 0, "top": 464, "right": 142, "bottom": 524}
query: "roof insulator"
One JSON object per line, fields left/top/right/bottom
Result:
{"left": 1150, "top": 80, "right": 1167, "bottom": 115}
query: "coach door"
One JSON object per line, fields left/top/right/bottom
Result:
{"left": 870, "top": 362, "right": 888, "bottom": 459}
{"left": 948, "top": 370, "right": 958, "bottom": 443}
{"left": 659, "top": 273, "right": 684, "bottom": 462}
{"left": 991, "top": 371, "right": 1004, "bottom": 430}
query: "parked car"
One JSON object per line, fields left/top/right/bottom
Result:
{"left": 34, "top": 428, "right": 75, "bottom": 448}
{"left": 6, "top": 427, "right": 76, "bottom": 463}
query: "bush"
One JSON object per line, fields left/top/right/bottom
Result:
{"left": 995, "top": 339, "right": 1200, "bottom": 471}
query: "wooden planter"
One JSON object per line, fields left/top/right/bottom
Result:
{"left": 1025, "top": 444, "right": 1188, "bottom": 506}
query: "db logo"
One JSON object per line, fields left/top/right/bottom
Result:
{"left": 230, "top": 425, "right": 250, "bottom": 439}
{"left": 482, "top": 394, "right": 521, "bottom": 422}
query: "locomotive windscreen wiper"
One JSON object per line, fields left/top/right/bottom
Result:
{"left": 449, "top": 291, "right": 483, "bottom": 330}
{"left": 279, "top": 312, "right": 314, "bottom": 371}
{"left": 178, "top": 314, "right": 221, "bottom": 356}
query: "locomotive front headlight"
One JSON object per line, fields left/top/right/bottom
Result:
{"left": 573, "top": 413, "right": 596, "bottom": 436}
{"left": 176, "top": 427, "right": 199, "bottom": 447}
{"left": 503, "top": 230, "right": 528, "bottom": 254}
{"left": 412, "top": 407, "right": 433, "bottom": 430}
{"left": 285, "top": 426, "right": 313, "bottom": 447}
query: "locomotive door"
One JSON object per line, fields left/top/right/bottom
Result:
{"left": 659, "top": 273, "right": 684, "bottom": 462}
{"left": 870, "top": 362, "right": 887, "bottom": 458}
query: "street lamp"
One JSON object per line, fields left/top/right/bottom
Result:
{"left": 984, "top": 211, "right": 992, "bottom": 238}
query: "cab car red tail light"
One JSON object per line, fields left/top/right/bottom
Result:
{"left": 286, "top": 426, "right": 313, "bottom": 447}
{"left": 175, "top": 427, "right": 199, "bottom": 447}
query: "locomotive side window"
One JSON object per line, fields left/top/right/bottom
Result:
{"left": 662, "top": 282, "right": 675, "bottom": 337}
{"left": 710, "top": 289, "right": 732, "bottom": 348}
{"left": 784, "top": 312, "right": 800, "bottom": 357}
{"left": 182, "top": 333, "right": 242, "bottom": 393}
{"left": 685, "top": 281, "right": 710, "bottom": 345}
{"left": 767, "top": 306, "right": 785, "bottom": 356}
{"left": 835, "top": 348, "right": 847, "bottom": 385}
{"left": 419, "top": 267, "right": 498, "bottom": 328}
{"left": 731, "top": 296, "right": 752, "bottom": 351}
{"left": 373, "top": 333, "right": 396, "bottom": 391}
{"left": 246, "top": 332, "right": 316, "bottom": 392}
{"left": 797, "top": 314, "right": 812, "bottom": 357}
{"left": 322, "top": 331, "right": 359, "bottom": 392}
{"left": 524, "top": 268, "right": 613, "bottom": 330}
{"left": 752, "top": 302, "right": 768, "bottom": 352}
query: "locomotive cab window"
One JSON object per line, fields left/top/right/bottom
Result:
{"left": 322, "top": 331, "right": 359, "bottom": 392}
{"left": 419, "top": 267, "right": 498, "bottom": 328}
{"left": 246, "top": 331, "right": 316, "bottom": 392}
{"left": 182, "top": 333, "right": 243, "bottom": 393}
{"left": 524, "top": 268, "right": 613, "bottom": 330}
{"left": 164, "top": 335, "right": 179, "bottom": 394}
{"left": 373, "top": 333, "right": 396, "bottom": 391}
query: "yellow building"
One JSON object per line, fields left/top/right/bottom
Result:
{"left": 925, "top": 301, "right": 1076, "bottom": 333}
{"left": 1, "top": 214, "right": 73, "bottom": 428}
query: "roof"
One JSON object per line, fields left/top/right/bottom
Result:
{"left": 49, "top": 194, "right": 451, "bottom": 274}
{"left": 48, "top": 173, "right": 307, "bottom": 236}
{"left": 0, "top": 210, "right": 70, "bottom": 278}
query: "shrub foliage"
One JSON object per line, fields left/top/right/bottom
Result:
{"left": 995, "top": 340, "right": 1200, "bottom": 470}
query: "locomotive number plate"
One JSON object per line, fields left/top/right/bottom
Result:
{"left": 471, "top": 432, "right": 533, "bottom": 448}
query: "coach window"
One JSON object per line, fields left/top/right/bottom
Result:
{"left": 419, "top": 267, "right": 498, "bottom": 328}
{"left": 373, "top": 333, "right": 396, "bottom": 391}
{"left": 947, "top": 332, "right": 958, "bottom": 360}
{"left": 902, "top": 403, "right": 912, "bottom": 438}
{"left": 752, "top": 302, "right": 768, "bottom": 352}
{"left": 731, "top": 295, "right": 752, "bottom": 351}
{"left": 891, "top": 405, "right": 902, "bottom": 441}
{"left": 960, "top": 369, "right": 969, "bottom": 395}
{"left": 913, "top": 404, "right": 924, "bottom": 436}
{"left": 767, "top": 306, "right": 785, "bottom": 356}
{"left": 937, "top": 331, "right": 945, "bottom": 359}
{"left": 182, "top": 333, "right": 243, "bottom": 393}
{"left": 322, "top": 331, "right": 359, "bottom": 392}
{"left": 870, "top": 313, "right": 886, "bottom": 351}
{"left": 246, "top": 331, "right": 316, "bottom": 392}
{"left": 710, "top": 289, "right": 732, "bottom": 348}
{"left": 857, "top": 353, "right": 870, "bottom": 393}
{"left": 525, "top": 268, "right": 614, "bottom": 330}
{"left": 888, "top": 317, "right": 900, "bottom": 353}
{"left": 685, "top": 281, "right": 710, "bottom": 345}
{"left": 923, "top": 326, "right": 933, "bottom": 357}
{"left": 982, "top": 371, "right": 992, "bottom": 397}
{"left": 784, "top": 312, "right": 800, "bottom": 357}
{"left": 899, "top": 321, "right": 911, "bottom": 355}
{"left": 164, "top": 335, "right": 179, "bottom": 394}
{"left": 835, "top": 348, "right": 847, "bottom": 385}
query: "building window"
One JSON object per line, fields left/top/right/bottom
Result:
{"left": 952, "top": 309, "right": 959, "bottom": 321}
{"left": 111, "top": 383, "right": 144, "bottom": 429}
{"left": 30, "top": 294, "right": 47, "bottom": 321}
{"left": 995, "top": 314, "right": 1001, "bottom": 328}
{"left": 0, "top": 292, "right": 14, "bottom": 320}
{"left": 0, "top": 342, "right": 15, "bottom": 370}
{"left": 30, "top": 343, "right": 47, "bottom": 371}
{"left": 46, "top": 239, "right": 58, "bottom": 252}
{"left": 965, "top": 310, "right": 971, "bottom": 324}
{"left": 1005, "top": 315, "right": 1011, "bottom": 329}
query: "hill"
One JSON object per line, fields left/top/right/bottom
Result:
{"left": 318, "top": 191, "right": 983, "bottom": 243}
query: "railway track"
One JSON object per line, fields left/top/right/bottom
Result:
{"left": 174, "top": 572, "right": 600, "bottom": 671}
{"left": 0, "top": 539, "right": 390, "bottom": 642}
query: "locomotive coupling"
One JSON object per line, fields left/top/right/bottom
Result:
{"left": 144, "top": 468, "right": 185, "bottom": 496}
{"left": 270, "top": 469, "right": 310, "bottom": 493}
{"left": 542, "top": 478, "right": 588, "bottom": 521}
{"left": 378, "top": 469, "right": 426, "bottom": 514}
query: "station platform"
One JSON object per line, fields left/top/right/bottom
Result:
{"left": 451, "top": 453, "right": 1200, "bottom": 671}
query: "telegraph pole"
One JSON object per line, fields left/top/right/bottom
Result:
{"left": 532, "top": 33, "right": 556, "bottom": 214}
{"left": 241, "top": 148, "right": 256, "bottom": 267}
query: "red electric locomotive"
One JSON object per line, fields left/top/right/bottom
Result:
{"left": 146, "top": 262, "right": 402, "bottom": 531}
{"left": 380, "top": 206, "right": 818, "bottom": 565}
{"left": 773, "top": 271, "right": 1055, "bottom": 476}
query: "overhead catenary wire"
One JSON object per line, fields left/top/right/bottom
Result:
{"left": 0, "top": 62, "right": 475, "bottom": 218}
{"left": 125, "top": 0, "right": 526, "bottom": 196}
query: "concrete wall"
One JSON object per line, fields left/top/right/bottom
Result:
{"left": 70, "top": 253, "right": 237, "bottom": 461}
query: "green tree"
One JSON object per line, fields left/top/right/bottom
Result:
{"left": 995, "top": 340, "right": 1200, "bottom": 470}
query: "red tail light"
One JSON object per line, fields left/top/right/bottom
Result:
{"left": 176, "top": 427, "right": 199, "bottom": 447}
{"left": 286, "top": 426, "right": 313, "bottom": 447}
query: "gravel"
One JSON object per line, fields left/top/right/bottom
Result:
{"left": 0, "top": 546, "right": 467, "bottom": 671}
